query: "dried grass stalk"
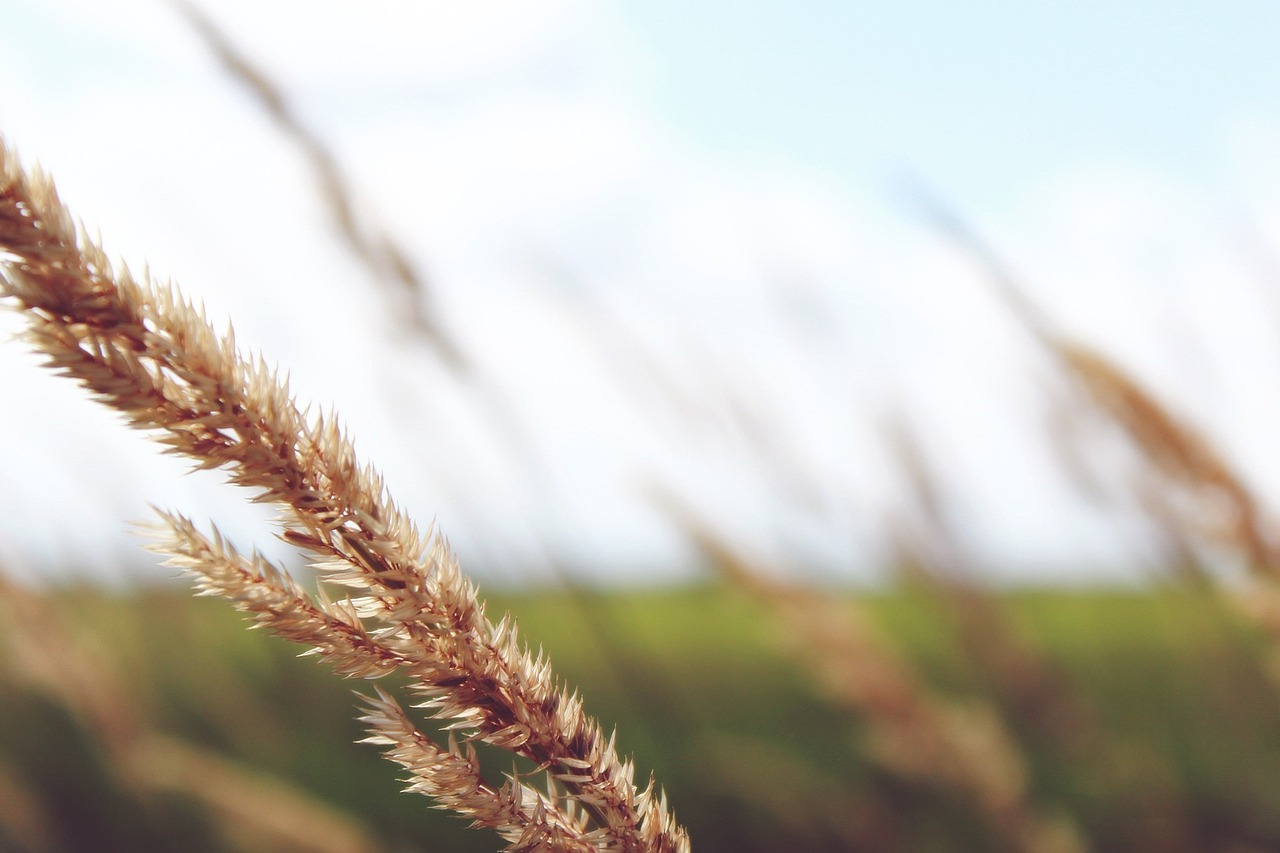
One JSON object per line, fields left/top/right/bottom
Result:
{"left": 0, "top": 561, "right": 387, "bottom": 853}
{"left": 172, "top": 0, "right": 466, "bottom": 370}
{"left": 663, "top": 499, "right": 1083, "bottom": 853}
{"left": 0, "top": 138, "right": 688, "bottom": 853}
{"left": 130, "top": 734, "right": 385, "bottom": 853}
{"left": 884, "top": 417, "right": 1101, "bottom": 752}
{"left": 937, "top": 209, "right": 1280, "bottom": 691}
{"left": 1054, "top": 342, "right": 1279, "bottom": 577}
{"left": 932, "top": 204, "right": 1280, "bottom": 581}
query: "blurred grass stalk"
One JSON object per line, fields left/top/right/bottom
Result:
{"left": 934, "top": 208, "right": 1280, "bottom": 651}
{"left": 0, "top": 562, "right": 384, "bottom": 853}
{"left": 656, "top": 489, "right": 1087, "bottom": 853}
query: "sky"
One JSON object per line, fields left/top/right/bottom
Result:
{"left": 2, "top": 1, "right": 1280, "bottom": 586}
{"left": 617, "top": 2, "right": 1280, "bottom": 211}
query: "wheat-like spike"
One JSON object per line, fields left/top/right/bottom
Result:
{"left": 149, "top": 511, "right": 596, "bottom": 850}
{"left": 359, "top": 690, "right": 599, "bottom": 853}
{"left": 150, "top": 511, "right": 405, "bottom": 681}
{"left": 0, "top": 138, "right": 688, "bottom": 853}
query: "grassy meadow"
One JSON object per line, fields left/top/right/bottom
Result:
{"left": 4, "top": 583, "right": 1280, "bottom": 852}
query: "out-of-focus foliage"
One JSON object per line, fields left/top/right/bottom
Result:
{"left": 2, "top": 584, "right": 1280, "bottom": 853}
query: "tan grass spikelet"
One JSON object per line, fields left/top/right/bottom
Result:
{"left": 152, "top": 511, "right": 597, "bottom": 852}
{"left": 0, "top": 138, "right": 689, "bottom": 853}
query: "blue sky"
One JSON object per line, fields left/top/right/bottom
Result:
{"left": 617, "top": 2, "right": 1280, "bottom": 210}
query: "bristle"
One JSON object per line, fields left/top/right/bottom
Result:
{"left": 0, "top": 137, "right": 689, "bottom": 853}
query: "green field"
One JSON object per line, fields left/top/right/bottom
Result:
{"left": 3, "top": 583, "right": 1280, "bottom": 852}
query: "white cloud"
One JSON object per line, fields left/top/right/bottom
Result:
{"left": 4, "top": 1, "right": 1280, "bottom": 585}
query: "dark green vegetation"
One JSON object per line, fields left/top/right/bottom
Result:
{"left": 3, "top": 583, "right": 1280, "bottom": 853}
